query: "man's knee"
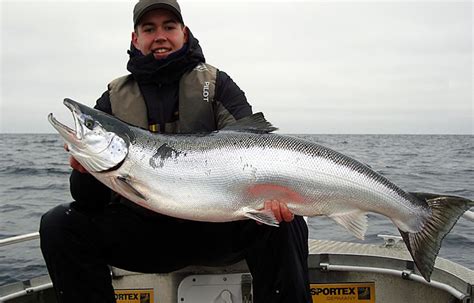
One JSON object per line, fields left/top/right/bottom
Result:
{"left": 40, "top": 203, "right": 71, "bottom": 230}
{"left": 39, "top": 203, "right": 85, "bottom": 249}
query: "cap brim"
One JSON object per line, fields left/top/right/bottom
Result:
{"left": 135, "top": 3, "right": 183, "bottom": 26}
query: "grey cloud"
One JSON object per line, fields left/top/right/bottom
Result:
{"left": 1, "top": 0, "right": 472, "bottom": 134}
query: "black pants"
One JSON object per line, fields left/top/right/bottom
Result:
{"left": 40, "top": 202, "right": 311, "bottom": 303}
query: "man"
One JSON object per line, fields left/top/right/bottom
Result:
{"left": 40, "top": 0, "right": 311, "bottom": 302}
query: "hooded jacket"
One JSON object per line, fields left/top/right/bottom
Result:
{"left": 70, "top": 29, "right": 252, "bottom": 209}
{"left": 95, "top": 30, "right": 252, "bottom": 130}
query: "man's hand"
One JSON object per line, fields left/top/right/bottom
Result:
{"left": 263, "top": 200, "right": 294, "bottom": 223}
{"left": 64, "top": 144, "right": 89, "bottom": 174}
{"left": 69, "top": 156, "right": 88, "bottom": 173}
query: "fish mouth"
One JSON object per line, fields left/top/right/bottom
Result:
{"left": 48, "top": 99, "right": 84, "bottom": 143}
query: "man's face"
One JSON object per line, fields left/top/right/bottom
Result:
{"left": 132, "top": 9, "right": 188, "bottom": 60}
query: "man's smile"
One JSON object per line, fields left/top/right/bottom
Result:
{"left": 152, "top": 47, "right": 172, "bottom": 58}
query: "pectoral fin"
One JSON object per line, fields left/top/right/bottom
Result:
{"left": 117, "top": 175, "right": 147, "bottom": 201}
{"left": 243, "top": 207, "right": 279, "bottom": 227}
{"left": 329, "top": 211, "right": 368, "bottom": 240}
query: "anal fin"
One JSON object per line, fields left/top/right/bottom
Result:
{"left": 329, "top": 211, "right": 368, "bottom": 240}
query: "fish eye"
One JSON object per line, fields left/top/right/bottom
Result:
{"left": 84, "top": 118, "right": 95, "bottom": 130}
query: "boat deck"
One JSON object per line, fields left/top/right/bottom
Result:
{"left": 1, "top": 238, "right": 472, "bottom": 302}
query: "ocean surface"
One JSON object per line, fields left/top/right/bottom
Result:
{"left": 0, "top": 133, "right": 472, "bottom": 286}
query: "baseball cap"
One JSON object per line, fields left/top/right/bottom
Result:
{"left": 133, "top": 0, "right": 183, "bottom": 26}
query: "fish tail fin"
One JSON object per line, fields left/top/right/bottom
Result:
{"left": 399, "top": 192, "right": 473, "bottom": 282}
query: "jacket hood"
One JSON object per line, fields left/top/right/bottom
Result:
{"left": 127, "top": 28, "right": 205, "bottom": 85}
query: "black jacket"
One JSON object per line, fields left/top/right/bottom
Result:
{"left": 70, "top": 29, "right": 252, "bottom": 209}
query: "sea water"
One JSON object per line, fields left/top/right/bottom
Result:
{"left": 0, "top": 134, "right": 472, "bottom": 286}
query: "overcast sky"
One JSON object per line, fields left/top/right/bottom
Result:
{"left": 1, "top": 0, "right": 472, "bottom": 134}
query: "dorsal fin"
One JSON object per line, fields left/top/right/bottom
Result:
{"left": 221, "top": 112, "right": 278, "bottom": 133}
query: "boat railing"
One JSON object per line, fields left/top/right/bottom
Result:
{"left": 0, "top": 232, "right": 52, "bottom": 303}
{"left": 0, "top": 232, "right": 40, "bottom": 248}
{"left": 318, "top": 262, "right": 466, "bottom": 300}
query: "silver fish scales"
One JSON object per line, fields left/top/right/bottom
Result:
{"left": 49, "top": 98, "right": 473, "bottom": 282}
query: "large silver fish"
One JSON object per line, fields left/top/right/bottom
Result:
{"left": 49, "top": 98, "right": 472, "bottom": 282}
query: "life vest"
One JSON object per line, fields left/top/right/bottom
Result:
{"left": 108, "top": 63, "right": 217, "bottom": 133}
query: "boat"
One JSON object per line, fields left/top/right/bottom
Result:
{"left": 1, "top": 231, "right": 472, "bottom": 303}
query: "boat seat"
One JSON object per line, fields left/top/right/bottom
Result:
{"left": 111, "top": 259, "right": 249, "bottom": 277}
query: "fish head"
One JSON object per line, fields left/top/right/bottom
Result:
{"left": 48, "top": 98, "right": 131, "bottom": 173}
